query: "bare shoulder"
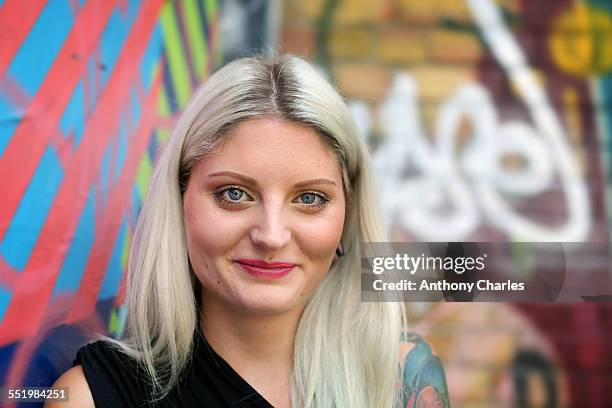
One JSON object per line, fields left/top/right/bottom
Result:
{"left": 44, "top": 365, "right": 95, "bottom": 408}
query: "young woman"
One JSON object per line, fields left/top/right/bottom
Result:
{"left": 47, "top": 54, "right": 449, "bottom": 408}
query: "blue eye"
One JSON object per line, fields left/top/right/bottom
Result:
{"left": 295, "top": 192, "right": 329, "bottom": 208}
{"left": 227, "top": 188, "right": 244, "bottom": 201}
{"left": 300, "top": 193, "right": 316, "bottom": 205}
{"left": 213, "top": 186, "right": 251, "bottom": 207}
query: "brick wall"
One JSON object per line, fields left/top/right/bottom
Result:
{"left": 281, "top": 0, "right": 612, "bottom": 406}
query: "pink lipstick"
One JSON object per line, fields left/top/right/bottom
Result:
{"left": 235, "top": 258, "right": 296, "bottom": 280}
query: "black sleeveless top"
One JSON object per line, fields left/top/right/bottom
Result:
{"left": 74, "top": 331, "right": 450, "bottom": 407}
{"left": 73, "top": 330, "right": 274, "bottom": 408}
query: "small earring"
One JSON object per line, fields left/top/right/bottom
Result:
{"left": 335, "top": 242, "right": 344, "bottom": 258}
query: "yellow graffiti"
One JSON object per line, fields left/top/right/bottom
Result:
{"left": 550, "top": 1, "right": 612, "bottom": 75}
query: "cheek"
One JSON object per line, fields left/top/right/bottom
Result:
{"left": 183, "top": 201, "right": 245, "bottom": 276}
{"left": 296, "top": 211, "right": 345, "bottom": 263}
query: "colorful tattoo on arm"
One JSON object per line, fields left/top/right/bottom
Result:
{"left": 402, "top": 333, "right": 451, "bottom": 408}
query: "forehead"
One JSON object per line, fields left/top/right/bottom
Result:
{"left": 193, "top": 118, "right": 342, "bottom": 181}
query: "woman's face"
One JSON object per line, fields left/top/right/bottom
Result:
{"left": 183, "top": 118, "right": 346, "bottom": 316}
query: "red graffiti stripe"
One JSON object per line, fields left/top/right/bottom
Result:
{"left": 0, "top": 256, "right": 18, "bottom": 289}
{"left": 0, "top": 0, "right": 117, "bottom": 241}
{"left": 114, "top": 265, "right": 127, "bottom": 306}
{"left": 0, "top": 0, "right": 47, "bottom": 77}
{"left": 67, "top": 75, "right": 161, "bottom": 323}
{"left": 0, "top": 0, "right": 164, "bottom": 344}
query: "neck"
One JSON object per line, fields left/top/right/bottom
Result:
{"left": 201, "top": 291, "right": 303, "bottom": 367}
{"left": 199, "top": 292, "right": 303, "bottom": 408}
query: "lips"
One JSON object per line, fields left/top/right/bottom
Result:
{"left": 235, "top": 258, "right": 296, "bottom": 279}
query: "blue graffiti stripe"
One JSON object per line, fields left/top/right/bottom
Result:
{"left": 131, "top": 87, "right": 141, "bottom": 131}
{"left": 586, "top": 0, "right": 612, "bottom": 12}
{"left": 59, "top": 80, "right": 85, "bottom": 147}
{"left": 98, "top": 217, "right": 128, "bottom": 299}
{"left": 140, "top": 24, "right": 163, "bottom": 92}
{"left": 161, "top": 52, "right": 179, "bottom": 113}
{"left": 599, "top": 74, "right": 612, "bottom": 212}
{"left": 600, "top": 76, "right": 612, "bottom": 148}
{"left": 0, "top": 147, "right": 64, "bottom": 271}
{"left": 132, "top": 185, "right": 141, "bottom": 223}
{"left": 0, "top": 286, "right": 11, "bottom": 321}
{"left": 147, "top": 130, "right": 158, "bottom": 160}
{"left": 99, "top": 4, "right": 140, "bottom": 88}
{"left": 0, "top": 97, "right": 20, "bottom": 157}
{"left": 8, "top": 0, "right": 74, "bottom": 95}
{"left": 52, "top": 189, "right": 96, "bottom": 297}
{"left": 196, "top": 0, "right": 210, "bottom": 45}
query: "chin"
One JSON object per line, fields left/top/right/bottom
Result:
{"left": 235, "top": 290, "right": 307, "bottom": 316}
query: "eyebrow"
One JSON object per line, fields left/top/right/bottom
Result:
{"left": 207, "top": 171, "right": 337, "bottom": 189}
{"left": 207, "top": 171, "right": 258, "bottom": 186}
{"left": 294, "top": 178, "right": 337, "bottom": 189}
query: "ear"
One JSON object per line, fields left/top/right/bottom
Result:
{"left": 334, "top": 242, "right": 345, "bottom": 262}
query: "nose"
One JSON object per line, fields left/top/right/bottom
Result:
{"left": 249, "top": 202, "right": 292, "bottom": 252}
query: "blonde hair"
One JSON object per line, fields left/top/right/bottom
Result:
{"left": 104, "top": 54, "right": 405, "bottom": 407}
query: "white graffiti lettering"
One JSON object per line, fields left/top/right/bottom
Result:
{"left": 351, "top": 0, "right": 590, "bottom": 241}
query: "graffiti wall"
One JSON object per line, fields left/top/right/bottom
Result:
{"left": 279, "top": 0, "right": 611, "bottom": 406}
{"left": 0, "top": 0, "right": 219, "bottom": 403}
{"left": 1, "top": 0, "right": 611, "bottom": 407}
